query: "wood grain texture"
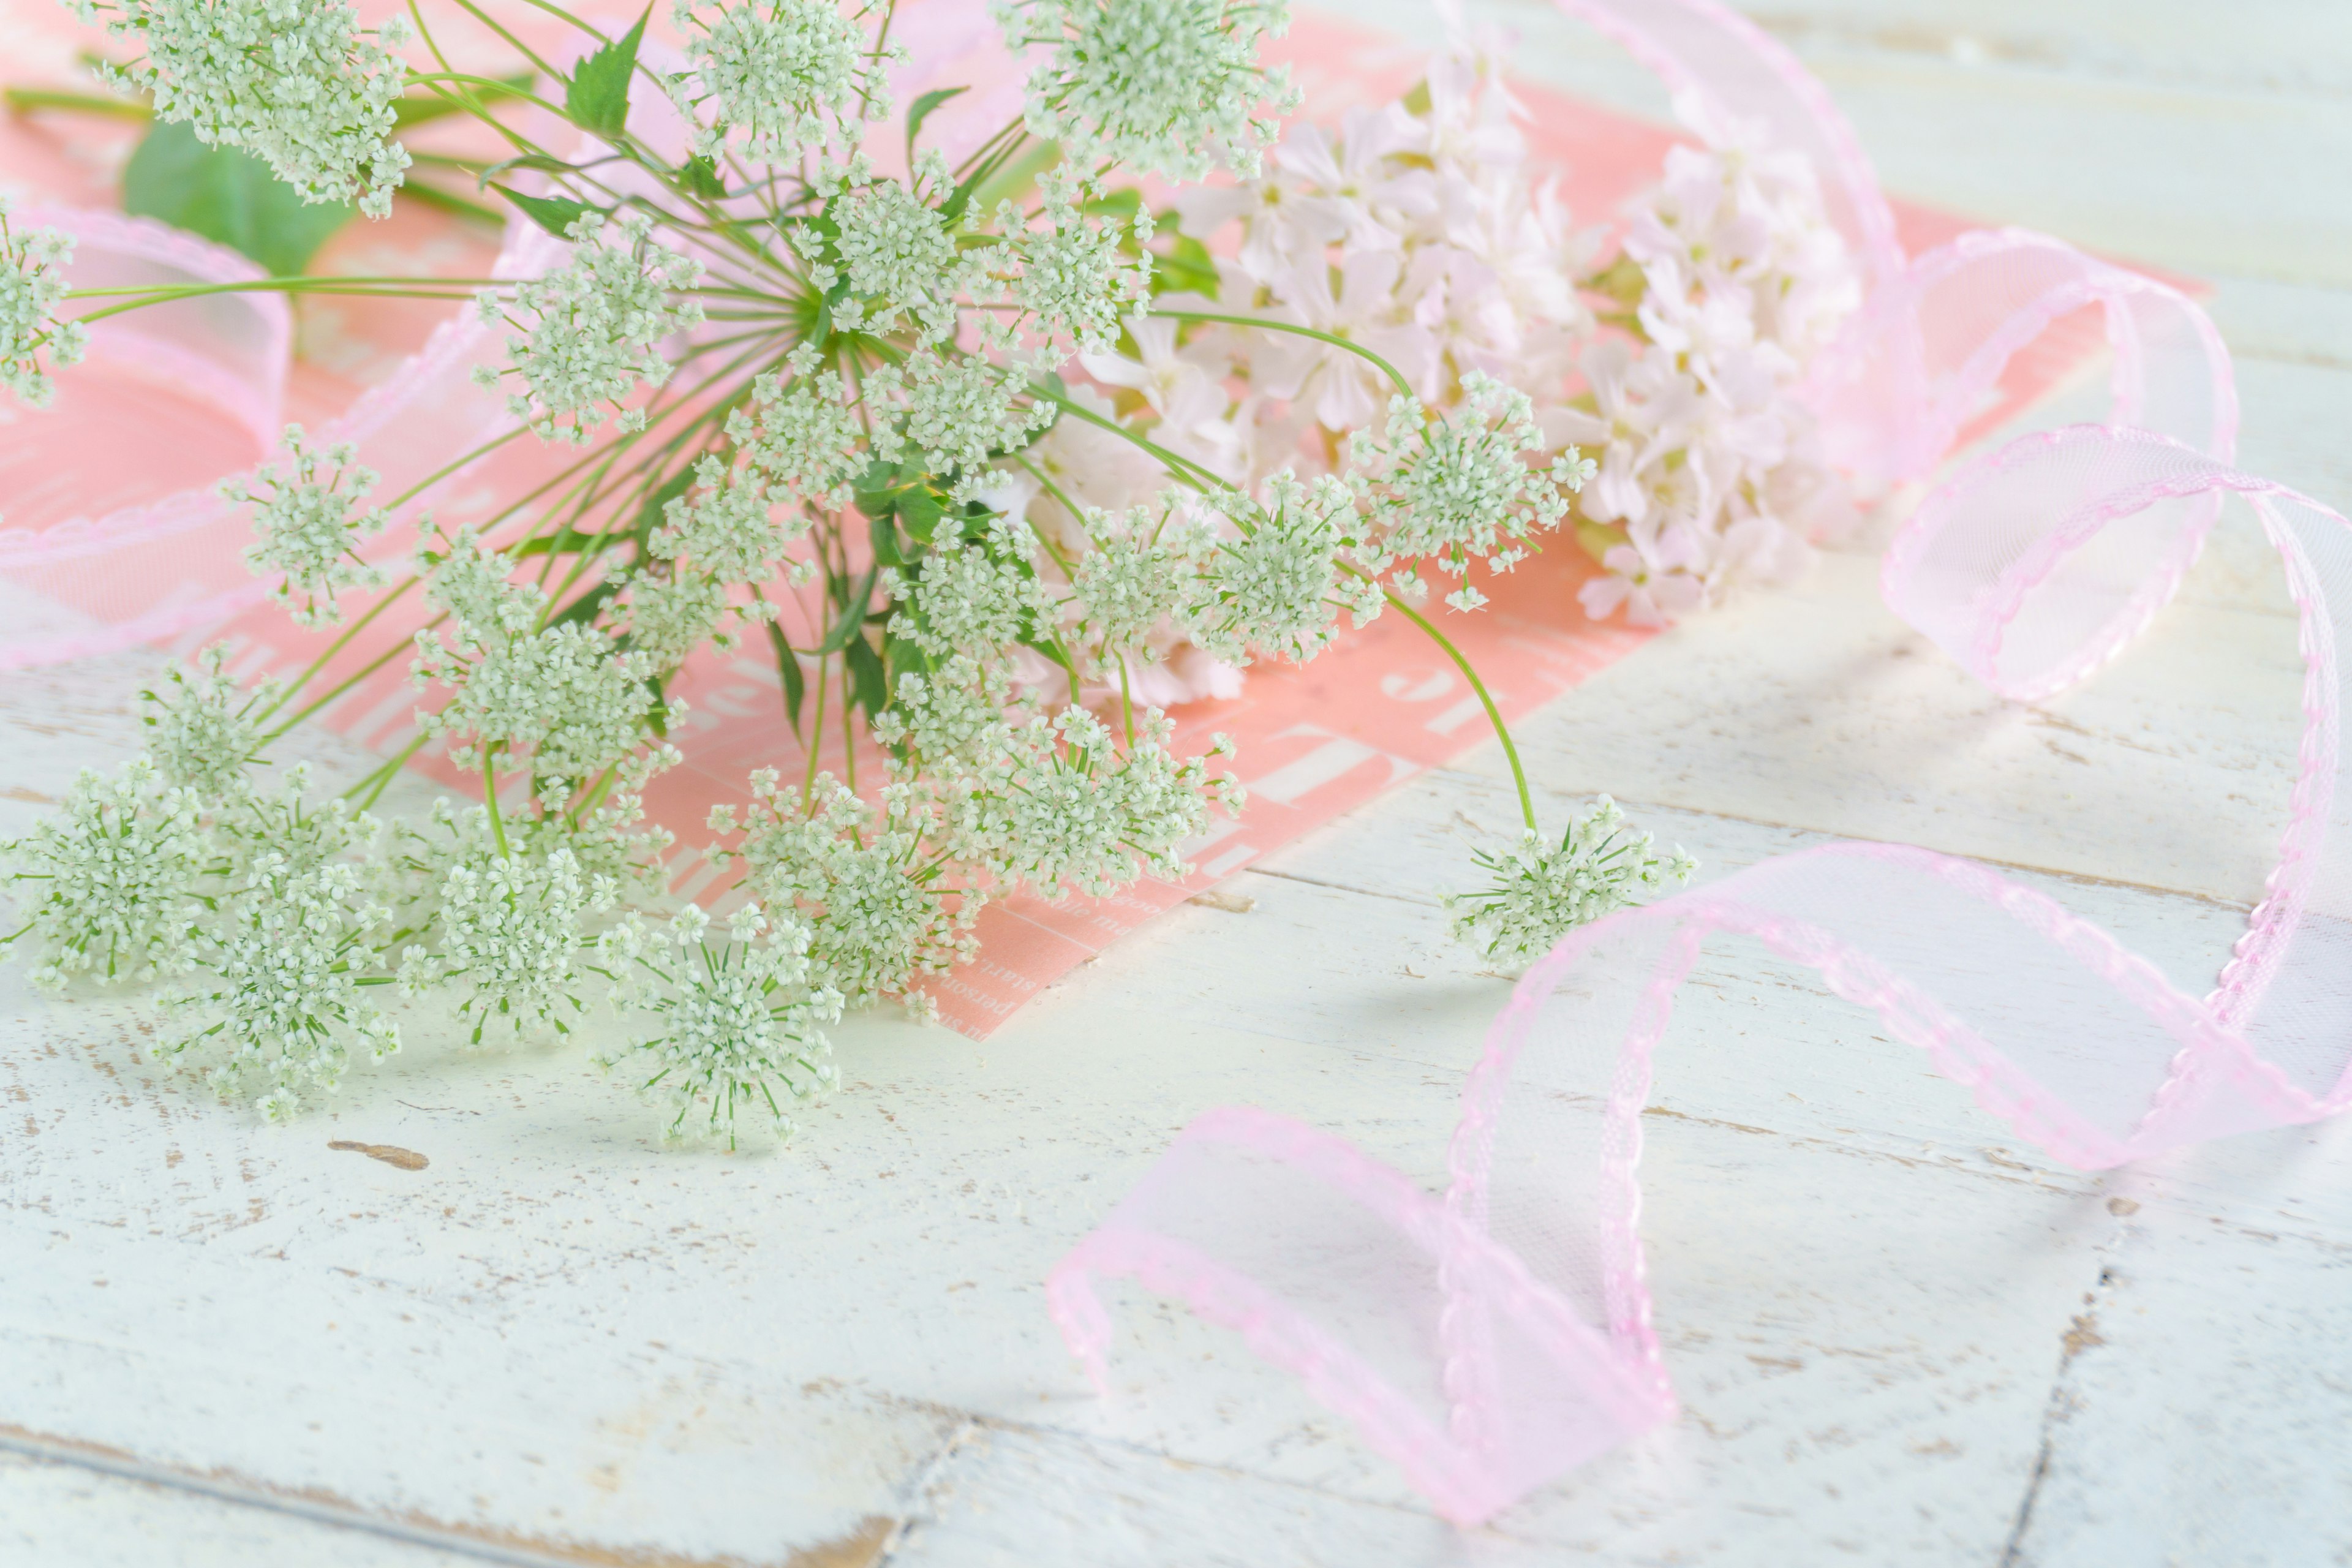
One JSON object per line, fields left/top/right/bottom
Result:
{"left": 7, "top": 1, "right": 2352, "bottom": 1562}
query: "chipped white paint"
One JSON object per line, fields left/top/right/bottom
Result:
{"left": 7, "top": 2, "right": 2352, "bottom": 1562}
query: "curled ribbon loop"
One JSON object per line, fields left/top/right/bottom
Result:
{"left": 1047, "top": 0, "right": 2352, "bottom": 1528}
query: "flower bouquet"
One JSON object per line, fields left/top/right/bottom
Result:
{"left": 0, "top": 0, "right": 1872, "bottom": 1144}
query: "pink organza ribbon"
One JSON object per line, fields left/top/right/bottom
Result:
{"left": 1047, "top": 0, "right": 2351, "bottom": 1528}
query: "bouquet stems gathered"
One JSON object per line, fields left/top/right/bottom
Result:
{"left": 0, "top": 0, "right": 1878, "bottom": 1146}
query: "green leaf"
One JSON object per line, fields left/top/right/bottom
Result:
{"left": 869, "top": 507, "right": 906, "bottom": 568}
{"left": 548, "top": 578, "right": 622, "bottom": 629}
{"left": 477, "top": 153, "right": 576, "bottom": 188}
{"left": 630, "top": 466, "right": 698, "bottom": 560}
{"left": 493, "top": 184, "right": 601, "bottom": 238}
{"left": 897, "top": 486, "right": 944, "bottom": 545}
{"left": 766, "top": 619, "right": 807, "bottom": 739}
{"left": 565, "top": 5, "right": 649, "bottom": 141}
{"left": 816, "top": 566, "right": 880, "bottom": 654}
{"left": 1151, "top": 228, "right": 1219, "bottom": 299}
{"left": 673, "top": 154, "right": 727, "bottom": 200}
{"left": 905, "top": 86, "right": 968, "bottom": 164}
{"left": 511, "top": 525, "right": 626, "bottom": 559}
{"left": 121, "top": 119, "right": 350, "bottom": 276}
{"left": 843, "top": 633, "right": 888, "bottom": 719}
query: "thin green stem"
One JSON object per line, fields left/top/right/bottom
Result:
{"left": 802, "top": 649, "right": 829, "bottom": 805}
{"left": 3, "top": 88, "right": 149, "bottom": 119}
{"left": 1381, "top": 588, "right": 1536, "bottom": 832}
{"left": 1026, "top": 383, "right": 1224, "bottom": 492}
{"left": 481, "top": 748, "right": 511, "bottom": 858}
{"left": 1156, "top": 309, "right": 1415, "bottom": 401}
{"left": 256, "top": 576, "right": 418, "bottom": 723}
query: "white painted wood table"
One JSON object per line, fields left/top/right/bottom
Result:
{"left": 7, "top": 2, "right": 2352, "bottom": 1562}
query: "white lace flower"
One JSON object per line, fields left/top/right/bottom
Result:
{"left": 402, "top": 843, "right": 608, "bottom": 1044}
{"left": 669, "top": 0, "right": 891, "bottom": 164}
{"left": 1067, "top": 503, "right": 1208, "bottom": 674}
{"left": 1444, "top": 796, "right": 1697, "bottom": 964}
{"left": 222, "top": 424, "right": 390, "bottom": 628}
{"left": 899, "top": 514, "right": 1055, "bottom": 657}
{"left": 1000, "top": 171, "right": 1155, "bottom": 358}
{"left": 1, "top": 198, "right": 85, "bottom": 409}
{"left": 94, "top": 0, "right": 413, "bottom": 217}
{"left": 482, "top": 213, "right": 706, "bottom": 445}
{"left": 594, "top": 903, "right": 844, "bottom": 1148}
{"left": 160, "top": 854, "right": 397, "bottom": 1117}
{"left": 821, "top": 167, "right": 962, "bottom": 342}
{"left": 719, "top": 772, "right": 978, "bottom": 1005}
{"left": 736, "top": 344, "right": 865, "bottom": 508}
{"left": 622, "top": 567, "right": 736, "bottom": 671}
{"left": 1177, "top": 472, "right": 1381, "bottom": 665}
{"left": 995, "top": 0, "right": 1300, "bottom": 180}
{"left": 2, "top": 756, "right": 207, "bottom": 989}
{"left": 870, "top": 351, "right": 1048, "bottom": 485}
{"left": 657, "top": 453, "right": 786, "bottom": 586}
{"left": 1348, "top": 375, "right": 1587, "bottom": 587}
{"left": 138, "top": 644, "right": 272, "bottom": 802}
{"left": 989, "top": 706, "right": 1238, "bottom": 896}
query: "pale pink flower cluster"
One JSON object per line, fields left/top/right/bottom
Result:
{"left": 1569, "top": 94, "right": 1863, "bottom": 627}
{"left": 1000, "top": 31, "right": 1863, "bottom": 655}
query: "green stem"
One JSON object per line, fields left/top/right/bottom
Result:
{"left": 1381, "top": 589, "right": 1536, "bottom": 833}
{"left": 1156, "top": 309, "right": 1415, "bottom": 401}
{"left": 482, "top": 748, "right": 511, "bottom": 858}
{"left": 1026, "top": 382, "right": 1223, "bottom": 492}
{"left": 255, "top": 576, "right": 418, "bottom": 724}
{"left": 3, "top": 88, "right": 149, "bottom": 119}
{"left": 802, "top": 649, "right": 829, "bottom": 805}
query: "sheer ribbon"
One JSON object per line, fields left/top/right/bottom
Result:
{"left": 1046, "top": 0, "right": 2351, "bottom": 1528}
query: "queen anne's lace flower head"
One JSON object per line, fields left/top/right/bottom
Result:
{"left": 992, "top": 169, "right": 1156, "bottom": 360}
{"left": 714, "top": 772, "right": 978, "bottom": 1008}
{"left": 160, "top": 854, "right": 398, "bottom": 1119}
{"left": 477, "top": 214, "right": 707, "bottom": 445}
{"left": 1, "top": 198, "right": 86, "bottom": 409}
{"left": 669, "top": 0, "right": 898, "bottom": 164}
{"left": 1444, "top": 795, "right": 1697, "bottom": 965}
{"left": 3, "top": 756, "right": 207, "bottom": 989}
{"left": 808, "top": 160, "right": 969, "bottom": 343}
{"left": 869, "top": 352, "right": 1049, "bottom": 485}
{"left": 736, "top": 345, "right": 866, "bottom": 509}
{"left": 399, "top": 842, "right": 612, "bottom": 1044}
{"left": 897, "top": 514, "right": 1056, "bottom": 657}
{"left": 1066, "top": 503, "right": 1210, "bottom": 676}
{"left": 594, "top": 902, "right": 845, "bottom": 1148}
{"left": 91, "top": 0, "right": 414, "bottom": 217}
{"left": 1177, "top": 471, "right": 1382, "bottom": 666}
{"left": 995, "top": 0, "right": 1300, "bottom": 181}
{"left": 223, "top": 424, "right": 391, "bottom": 627}
{"left": 1348, "top": 376, "right": 1591, "bottom": 612}
{"left": 138, "top": 644, "right": 273, "bottom": 802}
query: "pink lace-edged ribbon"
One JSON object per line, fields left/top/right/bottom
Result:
{"left": 1046, "top": 0, "right": 2352, "bottom": 1529}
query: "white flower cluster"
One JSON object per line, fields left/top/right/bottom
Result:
{"left": 3, "top": 756, "right": 207, "bottom": 989}
{"left": 1, "top": 197, "right": 86, "bottom": 410}
{"left": 1569, "top": 97, "right": 1862, "bottom": 625}
{"left": 1175, "top": 472, "right": 1384, "bottom": 666}
{"left": 84, "top": 0, "right": 413, "bottom": 217}
{"left": 711, "top": 772, "right": 975, "bottom": 1011}
{"left": 138, "top": 643, "right": 271, "bottom": 803}
{"left": 1443, "top": 794, "right": 1697, "bottom": 965}
{"left": 669, "top": 0, "right": 899, "bottom": 164}
{"left": 160, "top": 853, "right": 399, "bottom": 1120}
{"left": 594, "top": 902, "right": 845, "bottom": 1148}
{"left": 222, "top": 425, "right": 391, "bottom": 628}
{"left": 399, "top": 840, "right": 613, "bottom": 1044}
{"left": 995, "top": 0, "right": 1300, "bottom": 181}
{"left": 477, "top": 214, "right": 708, "bottom": 445}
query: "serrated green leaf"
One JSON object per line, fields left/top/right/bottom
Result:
{"left": 766, "top": 619, "right": 807, "bottom": 739}
{"left": 122, "top": 119, "right": 350, "bottom": 276}
{"left": 494, "top": 184, "right": 601, "bottom": 238}
{"left": 897, "top": 487, "right": 944, "bottom": 545}
{"left": 673, "top": 154, "right": 726, "bottom": 200}
{"left": 565, "top": 5, "right": 648, "bottom": 141}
